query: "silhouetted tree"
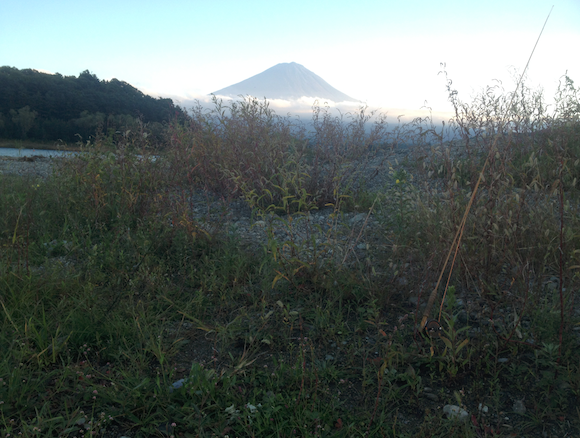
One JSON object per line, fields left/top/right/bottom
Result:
{"left": 10, "top": 106, "right": 37, "bottom": 138}
{"left": 0, "top": 66, "right": 186, "bottom": 146}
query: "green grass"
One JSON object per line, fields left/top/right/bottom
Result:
{"left": 1, "top": 79, "right": 580, "bottom": 437}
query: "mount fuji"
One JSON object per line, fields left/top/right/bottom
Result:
{"left": 211, "top": 62, "right": 358, "bottom": 103}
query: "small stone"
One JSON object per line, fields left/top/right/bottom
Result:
{"left": 512, "top": 399, "right": 526, "bottom": 415}
{"left": 349, "top": 213, "right": 367, "bottom": 226}
{"left": 478, "top": 403, "right": 488, "bottom": 413}
{"left": 443, "top": 404, "right": 469, "bottom": 422}
{"left": 423, "top": 392, "right": 439, "bottom": 402}
{"left": 169, "top": 378, "right": 188, "bottom": 392}
{"left": 497, "top": 358, "right": 509, "bottom": 363}
{"left": 397, "top": 276, "right": 408, "bottom": 286}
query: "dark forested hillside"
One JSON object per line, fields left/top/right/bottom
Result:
{"left": 0, "top": 66, "right": 185, "bottom": 145}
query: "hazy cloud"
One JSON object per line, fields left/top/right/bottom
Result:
{"left": 158, "top": 91, "right": 453, "bottom": 131}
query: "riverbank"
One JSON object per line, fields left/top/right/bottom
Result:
{"left": 0, "top": 139, "right": 81, "bottom": 152}
{"left": 0, "top": 155, "right": 57, "bottom": 178}
{"left": 2, "top": 122, "right": 579, "bottom": 437}
{"left": 2, "top": 148, "right": 579, "bottom": 438}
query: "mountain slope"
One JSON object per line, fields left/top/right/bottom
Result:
{"left": 212, "top": 62, "right": 358, "bottom": 102}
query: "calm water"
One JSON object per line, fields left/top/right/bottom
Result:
{"left": 0, "top": 148, "right": 78, "bottom": 158}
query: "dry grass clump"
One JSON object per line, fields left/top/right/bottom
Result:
{"left": 380, "top": 73, "right": 580, "bottom": 352}
{"left": 166, "top": 95, "right": 397, "bottom": 212}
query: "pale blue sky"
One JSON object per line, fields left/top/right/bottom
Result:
{"left": 1, "top": 0, "right": 578, "bottom": 116}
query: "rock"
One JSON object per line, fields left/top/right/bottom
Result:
{"left": 443, "top": 404, "right": 469, "bottom": 422}
{"left": 169, "top": 378, "right": 188, "bottom": 392}
{"left": 423, "top": 392, "right": 439, "bottom": 402}
{"left": 512, "top": 399, "right": 526, "bottom": 415}
{"left": 349, "top": 213, "right": 368, "bottom": 226}
{"left": 397, "top": 276, "right": 408, "bottom": 286}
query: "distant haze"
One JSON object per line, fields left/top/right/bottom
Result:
{"left": 212, "top": 62, "right": 359, "bottom": 103}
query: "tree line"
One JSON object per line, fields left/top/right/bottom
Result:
{"left": 0, "top": 66, "right": 186, "bottom": 146}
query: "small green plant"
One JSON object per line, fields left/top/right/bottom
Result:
{"left": 437, "top": 313, "right": 471, "bottom": 379}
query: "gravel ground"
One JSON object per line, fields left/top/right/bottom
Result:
{"left": 0, "top": 155, "right": 56, "bottom": 179}
{"left": 0, "top": 146, "right": 416, "bottom": 184}
{"left": 0, "top": 149, "right": 420, "bottom": 272}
